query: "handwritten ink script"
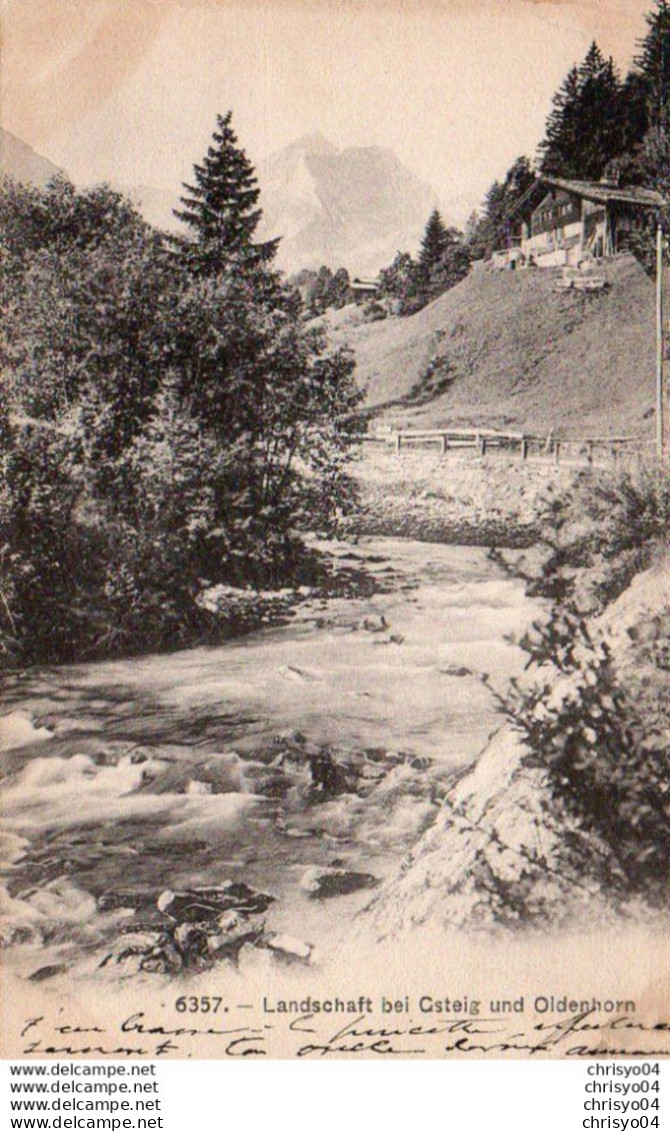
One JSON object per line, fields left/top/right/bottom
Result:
{"left": 13, "top": 1009, "right": 670, "bottom": 1059}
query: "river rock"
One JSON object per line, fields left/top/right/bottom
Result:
{"left": 97, "top": 889, "right": 159, "bottom": 913}
{"left": 361, "top": 614, "right": 388, "bottom": 633}
{"left": 186, "top": 780, "right": 213, "bottom": 795}
{"left": 308, "top": 747, "right": 354, "bottom": 794}
{"left": 300, "top": 867, "right": 380, "bottom": 899}
{"left": 207, "top": 912, "right": 263, "bottom": 963}
{"left": 439, "top": 664, "right": 473, "bottom": 677}
{"left": 157, "top": 883, "right": 275, "bottom": 922}
{"left": 99, "top": 931, "right": 163, "bottom": 971}
{"left": 265, "top": 933, "right": 313, "bottom": 962}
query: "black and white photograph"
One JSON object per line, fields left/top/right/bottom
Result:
{"left": 1, "top": 0, "right": 669, "bottom": 1060}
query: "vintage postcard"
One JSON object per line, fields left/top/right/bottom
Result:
{"left": 1, "top": 0, "right": 669, "bottom": 1061}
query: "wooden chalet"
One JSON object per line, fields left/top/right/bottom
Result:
{"left": 494, "top": 176, "right": 664, "bottom": 270}
{"left": 350, "top": 277, "right": 380, "bottom": 302}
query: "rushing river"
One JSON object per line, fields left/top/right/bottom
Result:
{"left": 0, "top": 537, "right": 538, "bottom": 981}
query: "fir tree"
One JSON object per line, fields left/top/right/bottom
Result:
{"left": 538, "top": 43, "right": 626, "bottom": 179}
{"left": 175, "top": 111, "right": 279, "bottom": 271}
{"left": 578, "top": 47, "right": 625, "bottom": 179}
{"left": 635, "top": 0, "right": 670, "bottom": 125}
{"left": 539, "top": 65, "right": 581, "bottom": 176}
{"left": 418, "top": 209, "right": 450, "bottom": 274}
{"left": 470, "top": 156, "right": 536, "bottom": 256}
{"left": 619, "top": 71, "right": 652, "bottom": 156}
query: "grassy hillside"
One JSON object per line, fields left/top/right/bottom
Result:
{"left": 320, "top": 256, "right": 658, "bottom": 439}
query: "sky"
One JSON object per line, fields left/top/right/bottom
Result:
{"left": 0, "top": 0, "right": 658, "bottom": 221}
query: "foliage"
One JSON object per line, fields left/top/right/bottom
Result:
{"left": 378, "top": 212, "right": 470, "bottom": 316}
{"left": 0, "top": 418, "right": 87, "bottom": 663}
{"left": 294, "top": 265, "right": 352, "bottom": 315}
{"left": 424, "top": 238, "right": 471, "bottom": 299}
{"left": 491, "top": 464, "right": 670, "bottom": 615}
{"left": 471, "top": 7, "right": 670, "bottom": 268}
{"left": 636, "top": 106, "right": 670, "bottom": 200}
{"left": 620, "top": 106, "right": 670, "bottom": 274}
{"left": 576, "top": 464, "right": 670, "bottom": 556}
{"left": 466, "top": 156, "right": 536, "bottom": 258}
{"left": 634, "top": 0, "right": 670, "bottom": 127}
{"left": 485, "top": 460, "right": 670, "bottom": 904}
{"left": 488, "top": 600, "right": 670, "bottom": 903}
{"left": 377, "top": 251, "right": 417, "bottom": 309}
{"left": 0, "top": 113, "right": 365, "bottom": 667}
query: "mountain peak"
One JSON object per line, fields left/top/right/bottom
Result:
{"left": 294, "top": 131, "right": 338, "bottom": 154}
{"left": 267, "top": 131, "right": 338, "bottom": 162}
{"left": 257, "top": 136, "right": 442, "bottom": 276}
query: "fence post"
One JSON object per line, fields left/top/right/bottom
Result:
{"left": 554, "top": 440, "right": 561, "bottom": 465}
{"left": 395, "top": 432, "right": 402, "bottom": 455}
{"left": 520, "top": 437, "right": 529, "bottom": 461}
{"left": 441, "top": 434, "right": 448, "bottom": 454}
{"left": 479, "top": 436, "right": 487, "bottom": 457}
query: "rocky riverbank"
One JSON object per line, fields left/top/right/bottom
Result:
{"left": 351, "top": 548, "right": 670, "bottom": 943}
{"left": 346, "top": 447, "right": 579, "bottom": 547}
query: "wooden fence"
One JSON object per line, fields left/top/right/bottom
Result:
{"left": 376, "top": 428, "right": 655, "bottom": 465}
{"left": 391, "top": 427, "right": 530, "bottom": 457}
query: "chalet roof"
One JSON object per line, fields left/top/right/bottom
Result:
{"left": 499, "top": 180, "right": 548, "bottom": 224}
{"left": 540, "top": 176, "right": 665, "bottom": 209}
{"left": 351, "top": 277, "right": 379, "bottom": 289}
{"left": 534, "top": 188, "right": 575, "bottom": 211}
{"left": 501, "top": 176, "right": 665, "bottom": 227}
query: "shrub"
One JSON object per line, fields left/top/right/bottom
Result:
{"left": 499, "top": 462, "right": 670, "bottom": 609}
{"left": 362, "top": 301, "right": 387, "bottom": 322}
{"left": 0, "top": 156, "right": 364, "bottom": 666}
{"left": 486, "top": 601, "right": 670, "bottom": 904}
{"left": 485, "top": 461, "right": 670, "bottom": 905}
{"left": 0, "top": 419, "right": 89, "bottom": 663}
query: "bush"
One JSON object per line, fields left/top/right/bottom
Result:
{"left": 487, "top": 601, "right": 670, "bottom": 904}
{"left": 499, "top": 462, "right": 670, "bottom": 609}
{"left": 0, "top": 419, "right": 87, "bottom": 663}
{"left": 485, "top": 462, "right": 670, "bottom": 906}
{"left": 362, "top": 301, "right": 387, "bottom": 322}
{"left": 0, "top": 161, "right": 364, "bottom": 666}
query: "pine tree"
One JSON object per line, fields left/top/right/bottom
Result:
{"left": 635, "top": 0, "right": 670, "bottom": 125}
{"left": 577, "top": 47, "right": 625, "bottom": 180}
{"left": 538, "top": 43, "right": 626, "bottom": 179}
{"left": 418, "top": 209, "right": 450, "bottom": 274}
{"left": 175, "top": 111, "right": 279, "bottom": 271}
{"left": 539, "top": 65, "right": 581, "bottom": 176}
{"left": 471, "top": 156, "right": 536, "bottom": 256}
{"left": 619, "top": 71, "right": 652, "bottom": 156}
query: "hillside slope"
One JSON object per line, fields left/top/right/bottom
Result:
{"left": 0, "top": 128, "right": 64, "bottom": 186}
{"left": 322, "top": 256, "right": 657, "bottom": 438}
